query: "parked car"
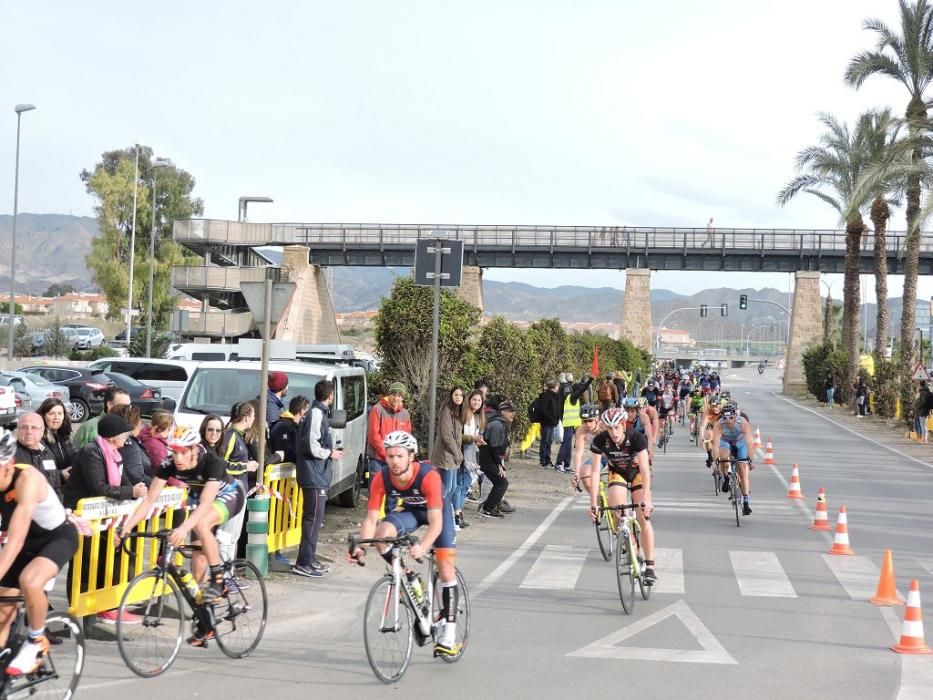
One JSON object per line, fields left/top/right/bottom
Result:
{"left": 98, "top": 371, "right": 164, "bottom": 417}
{"left": 0, "top": 370, "right": 71, "bottom": 410}
{"left": 0, "top": 376, "right": 19, "bottom": 426}
{"left": 74, "top": 327, "right": 105, "bottom": 350}
{"left": 86, "top": 358, "right": 197, "bottom": 403}
{"left": 19, "top": 366, "right": 113, "bottom": 423}
{"left": 108, "top": 340, "right": 129, "bottom": 358}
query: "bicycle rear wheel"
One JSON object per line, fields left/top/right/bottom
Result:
{"left": 731, "top": 473, "right": 741, "bottom": 527}
{"left": 363, "top": 575, "right": 414, "bottom": 684}
{"left": 117, "top": 569, "right": 185, "bottom": 678}
{"left": 615, "top": 529, "right": 635, "bottom": 615}
{"left": 712, "top": 468, "right": 721, "bottom": 496}
{"left": 214, "top": 559, "right": 268, "bottom": 658}
{"left": 4, "top": 612, "right": 85, "bottom": 700}
{"left": 595, "top": 492, "right": 613, "bottom": 561}
{"left": 432, "top": 567, "right": 470, "bottom": 663}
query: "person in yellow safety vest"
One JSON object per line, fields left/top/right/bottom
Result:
{"left": 555, "top": 374, "right": 592, "bottom": 472}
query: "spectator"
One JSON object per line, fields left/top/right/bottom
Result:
{"left": 15, "top": 412, "right": 63, "bottom": 501}
{"left": 477, "top": 400, "right": 515, "bottom": 518}
{"left": 266, "top": 371, "right": 289, "bottom": 427}
{"left": 366, "top": 382, "right": 412, "bottom": 475}
{"left": 72, "top": 386, "right": 131, "bottom": 449}
{"left": 199, "top": 414, "right": 226, "bottom": 456}
{"left": 139, "top": 409, "right": 173, "bottom": 468}
{"left": 270, "top": 395, "right": 310, "bottom": 463}
{"left": 917, "top": 380, "right": 933, "bottom": 443}
{"left": 612, "top": 372, "right": 627, "bottom": 405}
{"left": 535, "top": 380, "right": 562, "bottom": 470}
{"left": 558, "top": 373, "right": 572, "bottom": 400}
{"left": 113, "top": 404, "right": 151, "bottom": 486}
{"left": 855, "top": 377, "right": 869, "bottom": 417}
{"left": 456, "top": 389, "right": 486, "bottom": 528}
{"left": 218, "top": 401, "right": 260, "bottom": 561}
{"left": 430, "top": 386, "right": 465, "bottom": 505}
{"left": 825, "top": 374, "right": 836, "bottom": 408}
{"left": 293, "top": 379, "right": 343, "bottom": 577}
{"left": 38, "top": 398, "right": 76, "bottom": 480}
{"left": 556, "top": 374, "right": 591, "bottom": 472}
{"left": 596, "top": 373, "right": 618, "bottom": 412}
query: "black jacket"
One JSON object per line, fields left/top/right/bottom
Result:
{"left": 15, "top": 443, "right": 63, "bottom": 502}
{"left": 537, "top": 390, "right": 562, "bottom": 427}
{"left": 269, "top": 415, "right": 299, "bottom": 463}
{"left": 120, "top": 435, "right": 152, "bottom": 486}
{"left": 44, "top": 429, "right": 76, "bottom": 473}
{"left": 296, "top": 400, "right": 334, "bottom": 490}
{"left": 63, "top": 442, "right": 136, "bottom": 509}
{"left": 478, "top": 413, "right": 510, "bottom": 469}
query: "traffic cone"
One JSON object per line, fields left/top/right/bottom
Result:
{"left": 870, "top": 549, "right": 903, "bottom": 607}
{"left": 752, "top": 427, "right": 764, "bottom": 459}
{"left": 828, "top": 505, "right": 854, "bottom": 555}
{"left": 763, "top": 438, "right": 775, "bottom": 465}
{"left": 786, "top": 464, "right": 804, "bottom": 499}
{"left": 809, "top": 487, "right": 831, "bottom": 531}
{"left": 891, "top": 580, "right": 933, "bottom": 654}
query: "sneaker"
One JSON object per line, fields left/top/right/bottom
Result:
{"left": 5, "top": 635, "right": 49, "bottom": 676}
{"left": 225, "top": 575, "right": 251, "bottom": 593}
{"left": 539, "top": 463, "right": 551, "bottom": 469}
{"left": 643, "top": 567, "right": 657, "bottom": 585}
{"left": 311, "top": 561, "right": 331, "bottom": 574}
{"left": 292, "top": 564, "right": 325, "bottom": 578}
{"left": 742, "top": 502, "right": 752, "bottom": 516}
{"left": 497, "top": 500, "right": 515, "bottom": 514}
{"left": 458, "top": 514, "right": 469, "bottom": 529}
{"left": 203, "top": 580, "right": 227, "bottom": 601}
{"left": 273, "top": 551, "right": 293, "bottom": 566}
{"left": 478, "top": 507, "right": 504, "bottom": 519}
{"left": 186, "top": 629, "right": 215, "bottom": 648}
{"left": 96, "top": 609, "right": 141, "bottom": 625}
{"left": 720, "top": 475, "right": 731, "bottom": 493}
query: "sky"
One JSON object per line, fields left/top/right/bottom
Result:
{"left": 1, "top": 0, "right": 930, "bottom": 299}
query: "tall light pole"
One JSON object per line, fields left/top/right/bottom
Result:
{"left": 7, "top": 104, "right": 36, "bottom": 361}
{"left": 146, "top": 157, "right": 172, "bottom": 357}
{"left": 238, "top": 196, "right": 273, "bottom": 223}
{"left": 126, "top": 145, "right": 140, "bottom": 346}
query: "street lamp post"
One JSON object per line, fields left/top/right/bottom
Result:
{"left": 146, "top": 157, "right": 172, "bottom": 357}
{"left": 7, "top": 104, "right": 36, "bottom": 361}
{"left": 126, "top": 145, "right": 140, "bottom": 346}
{"left": 237, "top": 196, "right": 273, "bottom": 223}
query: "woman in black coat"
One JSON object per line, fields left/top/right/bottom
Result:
{"left": 38, "top": 397, "right": 76, "bottom": 480}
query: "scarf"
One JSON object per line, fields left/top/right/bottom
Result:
{"left": 95, "top": 435, "right": 123, "bottom": 488}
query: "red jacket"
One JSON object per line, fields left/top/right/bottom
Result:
{"left": 367, "top": 397, "right": 413, "bottom": 461}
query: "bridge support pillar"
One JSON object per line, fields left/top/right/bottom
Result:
{"left": 275, "top": 245, "right": 341, "bottom": 344}
{"left": 783, "top": 271, "right": 823, "bottom": 395}
{"left": 455, "top": 265, "right": 484, "bottom": 313}
{"left": 620, "top": 269, "right": 652, "bottom": 353}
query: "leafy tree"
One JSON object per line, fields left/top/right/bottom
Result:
{"left": 128, "top": 330, "right": 173, "bottom": 360}
{"left": 0, "top": 303, "right": 23, "bottom": 315}
{"left": 45, "top": 317, "right": 70, "bottom": 358}
{"left": 527, "top": 319, "right": 572, "bottom": 384}
{"left": 69, "top": 346, "right": 119, "bottom": 362}
{"left": 802, "top": 342, "right": 851, "bottom": 404}
{"left": 80, "top": 145, "right": 203, "bottom": 329}
{"left": 43, "top": 283, "right": 75, "bottom": 298}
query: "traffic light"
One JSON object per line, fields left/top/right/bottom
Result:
{"left": 721, "top": 304, "right": 728, "bottom": 317}
{"left": 700, "top": 305, "right": 708, "bottom": 318}
{"left": 740, "top": 294, "right": 748, "bottom": 310}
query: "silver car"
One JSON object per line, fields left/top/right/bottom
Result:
{"left": 1, "top": 371, "right": 72, "bottom": 413}
{"left": 75, "top": 327, "right": 105, "bottom": 350}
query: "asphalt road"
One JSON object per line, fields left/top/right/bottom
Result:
{"left": 78, "top": 367, "right": 933, "bottom": 699}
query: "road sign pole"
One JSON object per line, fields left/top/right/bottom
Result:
{"left": 427, "top": 240, "right": 443, "bottom": 453}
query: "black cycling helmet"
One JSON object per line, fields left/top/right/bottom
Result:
{"left": 580, "top": 404, "right": 600, "bottom": 420}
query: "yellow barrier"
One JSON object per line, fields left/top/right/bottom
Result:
{"left": 263, "top": 462, "right": 303, "bottom": 554}
{"left": 520, "top": 423, "right": 540, "bottom": 453}
{"left": 68, "top": 487, "right": 188, "bottom": 618}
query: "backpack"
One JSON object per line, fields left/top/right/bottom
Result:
{"left": 597, "top": 381, "right": 613, "bottom": 402}
{"left": 527, "top": 396, "right": 541, "bottom": 422}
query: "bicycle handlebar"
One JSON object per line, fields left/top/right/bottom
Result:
{"left": 347, "top": 534, "right": 420, "bottom": 567}
{"left": 120, "top": 529, "right": 202, "bottom": 558}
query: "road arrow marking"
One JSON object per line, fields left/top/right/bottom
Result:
{"left": 567, "top": 599, "right": 737, "bottom": 664}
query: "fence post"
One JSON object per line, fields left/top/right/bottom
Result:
{"left": 246, "top": 494, "right": 271, "bottom": 577}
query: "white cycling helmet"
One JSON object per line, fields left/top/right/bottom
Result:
{"left": 383, "top": 430, "right": 418, "bottom": 453}
{"left": 0, "top": 428, "right": 16, "bottom": 462}
{"left": 167, "top": 427, "right": 202, "bottom": 450}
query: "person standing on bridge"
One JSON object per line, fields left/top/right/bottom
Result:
{"left": 701, "top": 217, "right": 715, "bottom": 248}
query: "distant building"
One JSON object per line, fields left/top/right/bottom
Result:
{"left": 49, "top": 293, "right": 109, "bottom": 317}
{"left": 654, "top": 327, "right": 694, "bottom": 347}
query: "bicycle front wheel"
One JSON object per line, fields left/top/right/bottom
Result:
{"left": 634, "top": 530, "right": 652, "bottom": 601}
{"left": 117, "top": 569, "right": 185, "bottom": 678}
{"left": 615, "top": 529, "right": 635, "bottom": 615}
{"left": 363, "top": 575, "right": 414, "bottom": 684}
{"left": 595, "top": 495, "right": 613, "bottom": 562}
{"left": 731, "top": 476, "right": 741, "bottom": 527}
{"left": 4, "top": 612, "right": 85, "bottom": 700}
{"left": 214, "top": 559, "right": 268, "bottom": 659}
{"left": 432, "top": 567, "right": 471, "bottom": 663}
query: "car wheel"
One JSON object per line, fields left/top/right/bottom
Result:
{"left": 68, "top": 399, "right": 89, "bottom": 423}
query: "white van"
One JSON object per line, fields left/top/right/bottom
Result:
{"left": 167, "top": 343, "right": 238, "bottom": 362}
{"left": 86, "top": 358, "right": 199, "bottom": 402}
{"left": 173, "top": 360, "right": 368, "bottom": 508}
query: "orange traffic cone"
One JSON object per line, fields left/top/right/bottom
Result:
{"left": 763, "top": 438, "right": 775, "bottom": 465}
{"left": 870, "top": 549, "right": 903, "bottom": 607}
{"left": 810, "top": 487, "right": 831, "bottom": 531}
{"left": 828, "top": 505, "right": 854, "bottom": 555}
{"left": 891, "top": 580, "right": 933, "bottom": 654}
{"left": 752, "top": 427, "right": 764, "bottom": 458}
{"left": 786, "top": 464, "right": 804, "bottom": 499}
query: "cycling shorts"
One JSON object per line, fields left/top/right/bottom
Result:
{"left": 719, "top": 439, "right": 749, "bottom": 462}
{"left": 608, "top": 468, "right": 643, "bottom": 492}
{"left": 0, "top": 521, "right": 78, "bottom": 589}
{"left": 658, "top": 405, "right": 674, "bottom": 418}
{"left": 383, "top": 501, "right": 456, "bottom": 550}
{"left": 211, "top": 483, "right": 245, "bottom": 526}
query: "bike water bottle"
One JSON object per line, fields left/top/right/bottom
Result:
{"left": 180, "top": 570, "right": 203, "bottom": 603}
{"left": 406, "top": 570, "right": 423, "bottom": 603}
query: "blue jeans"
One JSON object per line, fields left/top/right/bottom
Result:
{"left": 452, "top": 464, "right": 472, "bottom": 512}
{"left": 539, "top": 425, "right": 556, "bottom": 465}
{"left": 368, "top": 458, "right": 387, "bottom": 485}
{"left": 556, "top": 426, "right": 575, "bottom": 467}
{"left": 826, "top": 388, "right": 835, "bottom": 407}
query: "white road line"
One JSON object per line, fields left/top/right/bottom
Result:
{"left": 917, "top": 558, "right": 933, "bottom": 576}
{"left": 652, "top": 547, "right": 684, "bottom": 595}
{"left": 773, "top": 392, "right": 933, "bottom": 471}
{"left": 821, "top": 554, "right": 903, "bottom": 602}
{"left": 472, "top": 496, "right": 574, "bottom": 599}
{"left": 520, "top": 545, "right": 589, "bottom": 589}
{"left": 729, "top": 551, "right": 797, "bottom": 598}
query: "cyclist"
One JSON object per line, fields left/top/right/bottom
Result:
{"left": 677, "top": 376, "right": 693, "bottom": 422}
{"left": 118, "top": 428, "right": 246, "bottom": 631}
{"left": 0, "top": 428, "right": 78, "bottom": 676}
{"left": 711, "top": 402, "right": 754, "bottom": 515}
{"left": 640, "top": 379, "right": 660, "bottom": 409}
{"left": 700, "top": 397, "right": 724, "bottom": 468}
{"left": 347, "top": 431, "right": 460, "bottom": 657}
{"left": 657, "top": 382, "right": 676, "bottom": 444}
{"left": 570, "top": 404, "right": 604, "bottom": 493}
{"left": 688, "top": 387, "right": 705, "bottom": 438}
{"left": 588, "top": 408, "right": 656, "bottom": 584}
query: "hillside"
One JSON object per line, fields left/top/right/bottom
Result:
{"left": 0, "top": 214, "right": 99, "bottom": 294}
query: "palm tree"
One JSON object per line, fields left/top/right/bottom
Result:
{"left": 846, "top": 0, "right": 933, "bottom": 398}
{"left": 778, "top": 112, "right": 876, "bottom": 389}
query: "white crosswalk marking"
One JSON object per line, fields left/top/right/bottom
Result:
{"left": 822, "top": 554, "right": 902, "bottom": 601}
{"left": 652, "top": 548, "right": 684, "bottom": 594}
{"left": 917, "top": 558, "right": 933, "bottom": 577}
{"left": 730, "top": 551, "right": 797, "bottom": 597}
{"left": 520, "top": 545, "right": 590, "bottom": 589}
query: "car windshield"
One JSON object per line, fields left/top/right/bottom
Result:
{"left": 98, "top": 371, "right": 143, "bottom": 388}
{"left": 182, "top": 367, "right": 322, "bottom": 416}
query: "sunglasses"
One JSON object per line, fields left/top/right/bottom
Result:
{"left": 205, "top": 427, "right": 223, "bottom": 433}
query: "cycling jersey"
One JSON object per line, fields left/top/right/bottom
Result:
{"left": 660, "top": 391, "right": 675, "bottom": 411}
{"left": 641, "top": 389, "right": 659, "bottom": 407}
{"left": 689, "top": 395, "right": 705, "bottom": 413}
{"left": 590, "top": 429, "right": 649, "bottom": 490}
{"left": 368, "top": 462, "right": 455, "bottom": 550}
{"left": 156, "top": 450, "right": 244, "bottom": 523}
{"left": 678, "top": 384, "right": 692, "bottom": 399}
{"left": 718, "top": 417, "right": 748, "bottom": 461}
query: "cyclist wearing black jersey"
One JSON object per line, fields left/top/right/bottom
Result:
{"left": 588, "top": 408, "right": 656, "bottom": 583}
{"left": 118, "top": 428, "right": 245, "bottom": 613}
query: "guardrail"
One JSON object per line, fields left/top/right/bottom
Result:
{"left": 171, "top": 265, "right": 267, "bottom": 290}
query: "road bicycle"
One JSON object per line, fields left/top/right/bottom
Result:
{"left": 599, "top": 503, "right": 651, "bottom": 615}
{"left": 718, "top": 457, "right": 744, "bottom": 527}
{"left": 581, "top": 472, "right": 615, "bottom": 561}
{"left": 0, "top": 595, "right": 83, "bottom": 699}
{"left": 116, "top": 529, "right": 268, "bottom": 678}
{"left": 349, "top": 533, "right": 470, "bottom": 684}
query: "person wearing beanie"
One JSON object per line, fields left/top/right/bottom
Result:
{"left": 266, "top": 371, "right": 290, "bottom": 427}
{"left": 366, "top": 382, "right": 412, "bottom": 474}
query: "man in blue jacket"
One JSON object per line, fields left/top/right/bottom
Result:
{"left": 293, "top": 380, "right": 343, "bottom": 578}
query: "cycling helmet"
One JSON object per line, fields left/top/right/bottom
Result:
{"left": 622, "top": 396, "right": 639, "bottom": 409}
{"left": 647, "top": 378, "right": 656, "bottom": 388}
{"left": 601, "top": 407, "right": 626, "bottom": 428}
{"left": 167, "top": 427, "right": 201, "bottom": 450}
{"left": 638, "top": 397, "right": 649, "bottom": 408}
{"left": 580, "top": 404, "right": 600, "bottom": 420}
{"left": 0, "top": 428, "right": 16, "bottom": 462}
{"left": 383, "top": 430, "right": 418, "bottom": 453}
